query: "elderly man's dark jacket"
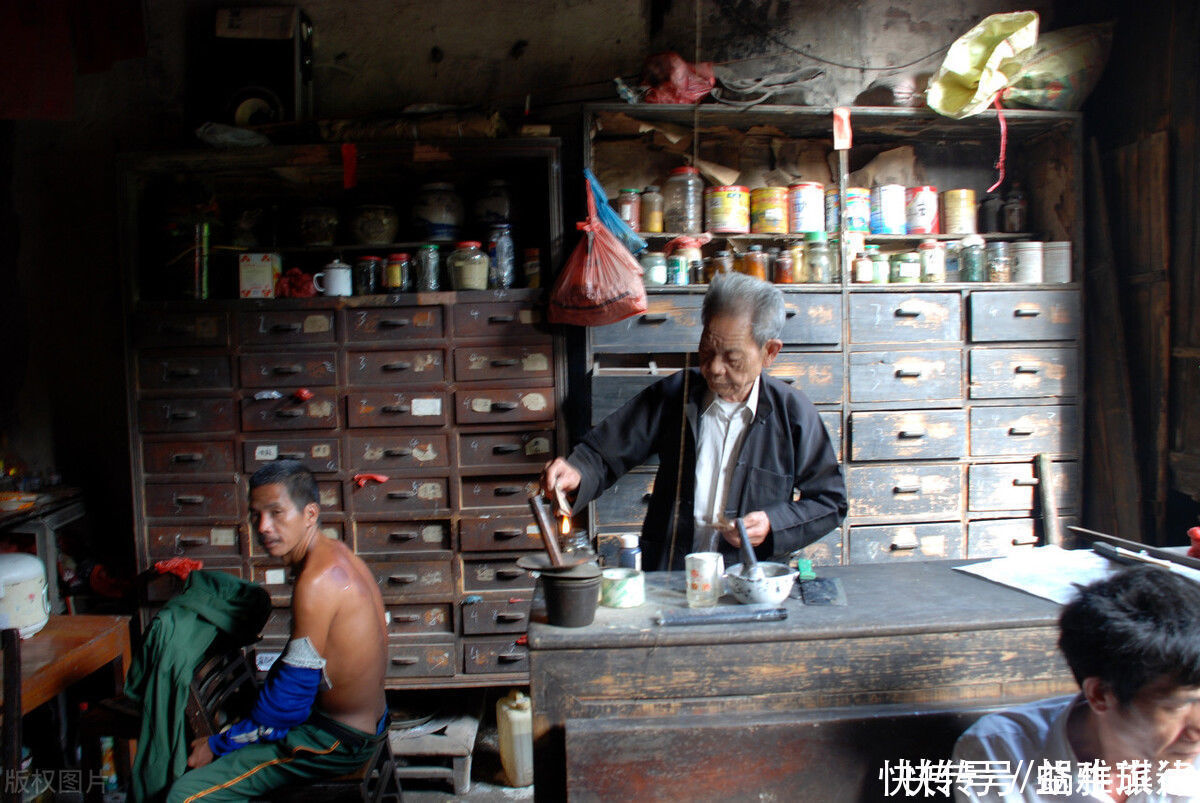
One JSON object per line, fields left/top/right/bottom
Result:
{"left": 568, "top": 368, "right": 846, "bottom": 571}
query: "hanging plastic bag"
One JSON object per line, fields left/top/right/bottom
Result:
{"left": 925, "top": 11, "right": 1040, "bottom": 119}
{"left": 642, "top": 52, "right": 715, "bottom": 105}
{"left": 585, "top": 169, "right": 647, "bottom": 255}
{"left": 1000, "top": 22, "right": 1114, "bottom": 111}
{"left": 548, "top": 176, "right": 648, "bottom": 327}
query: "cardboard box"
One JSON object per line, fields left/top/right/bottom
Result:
{"left": 239, "top": 253, "right": 282, "bottom": 298}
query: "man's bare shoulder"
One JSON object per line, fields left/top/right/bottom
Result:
{"left": 293, "top": 538, "right": 363, "bottom": 598}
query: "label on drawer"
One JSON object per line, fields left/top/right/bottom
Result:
{"left": 265, "top": 569, "right": 286, "bottom": 585}
{"left": 308, "top": 401, "right": 333, "bottom": 418}
{"left": 522, "top": 353, "right": 550, "bottom": 372}
{"left": 321, "top": 527, "right": 339, "bottom": 540}
{"left": 470, "top": 397, "right": 492, "bottom": 413}
{"left": 311, "top": 443, "right": 332, "bottom": 459}
{"left": 303, "top": 315, "right": 331, "bottom": 334}
{"left": 417, "top": 482, "right": 444, "bottom": 500}
{"left": 519, "top": 309, "right": 536, "bottom": 324}
{"left": 412, "top": 443, "right": 438, "bottom": 462}
{"left": 521, "top": 393, "right": 547, "bottom": 412}
{"left": 411, "top": 397, "right": 442, "bottom": 416}
{"left": 210, "top": 527, "right": 236, "bottom": 547}
{"left": 526, "top": 437, "right": 550, "bottom": 456}
{"left": 255, "top": 444, "right": 279, "bottom": 461}
{"left": 421, "top": 525, "right": 443, "bottom": 543}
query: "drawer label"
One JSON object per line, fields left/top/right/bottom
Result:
{"left": 321, "top": 527, "right": 339, "bottom": 540}
{"left": 412, "top": 442, "right": 438, "bottom": 462}
{"left": 467, "top": 353, "right": 488, "bottom": 371}
{"left": 470, "top": 397, "right": 492, "bottom": 413}
{"left": 307, "top": 401, "right": 333, "bottom": 418}
{"left": 519, "top": 309, "right": 537, "bottom": 324}
{"left": 421, "top": 524, "right": 444, "bottom": 543}
{"left": 265, "top": 569, "right": 286, "bottom": 585}
{"left": 210, "top": 527, "right": 236, "bottom": 547}
{"left": 255, "top": 445, "right": 279, "bottom": 461}
{"left": 412, "top": 397, "right": 441, "bottom": 416}
{"left": 525, "top": 437, "right": 550, "bottom": 456}
{"left": 521, "top": 392, "right": 547, "bottom": 412}
{"left": 417, "top": 482, "right": 444, "bottom": 500}
{"left": 319, "top": 488, "right": 338, "bottom": 507}
{"left": 303, "top": 314, "right": 331, "bottom": 334}
{"left": 522, "top": 353, "right": 549, "bottom": 372}
{"left": 311, "top": 443, "right": 332, "bottom": 459}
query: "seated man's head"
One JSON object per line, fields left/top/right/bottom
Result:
{"left": 1059, "top": 565, "right": 1200, "bottom": 764}
{"left": 699, "top": 273, "right": 784, "bottom": 402}
{"left": 248, "top": 460, "right": 321, "bottom": 564}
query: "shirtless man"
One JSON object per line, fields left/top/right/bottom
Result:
{"left": 167, "top": 460, "right": 388, "bottom": 802}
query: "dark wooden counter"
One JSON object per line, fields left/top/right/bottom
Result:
{"left": 529, "top": 561, "right": 1077, "bottom": 801}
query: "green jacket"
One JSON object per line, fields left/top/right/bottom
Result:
{"left": 124, "top": 570, "right": 271, "bottom": 802}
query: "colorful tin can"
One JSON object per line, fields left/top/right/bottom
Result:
{"left": 844, "top": 187, "right": 870, "bottom": 232}
{"left": 666, "top": 253, "right": 691, "bottom": 285}
{"left": 824, "top": 188, "right": 840, "bottom": 232}
{"left": 870, "top": 184, "right": 907, "bottom": 234}
{"left": 941, "top": 189, "right": 977, "bottom": 234}
{"left": 750, "top": 187, "right": 788, "bottom": 234}
{"left": 704, "top": 185, "right": 750, "bottom": 233}
{"left": 905, "top": 186, "right": 939, "bottom": 234}
{"left": 788, "top": 182, "right": 824, "bottom": 233}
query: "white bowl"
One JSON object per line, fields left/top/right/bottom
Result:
{"left": 724, "top": 562, "right": 797, "bottom": 605}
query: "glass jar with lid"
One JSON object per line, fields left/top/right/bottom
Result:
{"left": 804, "top": 231, "right": 832, "bottom": 283}
{"left": 960, "top": 235, "right": 986, "bottom": 282}
{"left": 986, "top": 241, "right": 1012, "bottom": 282}
{"left": 739, "top": 245, "right": 768, "bottom": 280}
{"left": 918, "top": 239, "right": 946, "bottom": 283}
{"left": 640, "top": 252, "right": 668, "bottom": 286}
{"left": 889, "top": 252, "right": 921, "bottom": 284}
{"left": 641, "top": 185, "right": 664, "bottom": 233}
{"left": 616, "top": 188, "right": 641, "bottom": 231}
{"left": 706, "top": 249, "right": 734, "bottom": 283}
{"left": 663, "top": 167, "right": 704, "bottom": 234}
{"left": 448, "top": 241, "right": 489, "bottom": 290}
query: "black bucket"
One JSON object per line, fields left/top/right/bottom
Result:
{"left": 543, "top": 574, "right": 601, "bottom": 627}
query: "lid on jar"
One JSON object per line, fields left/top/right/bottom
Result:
{"left": 715, "top": 250, "right": 730, "bottom": 257}
{"left": 358, "top": 255, "right": 383, "bottom": 261}
{"left": 418, "top": 244, "right": 439, "bottom": 251}
{"left": 619, "top": 188, "right": 641, "bottom": 194}
{"left": 456, "top": 241, "right": 482, "bottom": 248}
{"left": 670, "top": 166, "right": 700, "bottom": 175}
{"left": 893, "top": 251, "right": 920, "bottom": 261}
{"left": 644, "top": 185, "right": 660, "bottom": 193}
{"left": 918, "top": 239, "right": 941, "bottom": 250}
{"left": 388, "top": 253, "right": 410, "bottom": 261}
{"left": 748, "top": 244, "right": 764, "bottom": 252}
{"left": 961, "top": 234, "right": 986, "bottom": 247}
{"left": 619, "top": 534, "right": 639, "bottom": 549}
{"left": 804, "top": 231, "right": 828, "bottom": 243}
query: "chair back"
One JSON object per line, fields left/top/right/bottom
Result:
{"left": 186, "top": 646, "right": 258, "bottom": 738}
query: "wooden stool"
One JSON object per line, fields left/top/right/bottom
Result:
{"left": 389, "top": 694, "right": 483, "bottom": 795}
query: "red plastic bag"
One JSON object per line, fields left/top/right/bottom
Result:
{"left": 642, "top": 52, "right": 715, "bottom": 104}
{"left": 548, "top": 184, "right": 647, "bottom": 327}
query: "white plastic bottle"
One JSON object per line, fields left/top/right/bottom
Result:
{"left": 496, "top": 689, "right": 534, "bottom": 787}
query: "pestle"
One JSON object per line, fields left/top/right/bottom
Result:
{"left": 736, "top": 518, "right": 764, "bottom": 582}
{"left": 528, "top": 494, "right": 565, "bottom": 567}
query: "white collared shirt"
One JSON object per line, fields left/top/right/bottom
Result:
{"left": 692, "top": 377, "right": 760, "bottom": 552}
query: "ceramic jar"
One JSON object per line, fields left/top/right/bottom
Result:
{"left": 297, "top": 206, "right": 338, "bottom": 246}
{"left": 351, "top": 205, "right": 399, "bottom": 245}
{"left": 414, "top": 183, "right": 464, "bottom": 241}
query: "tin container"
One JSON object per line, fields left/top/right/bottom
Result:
{"left": 705, "top": 185, "right": 750, "bottom": 233}
{"left": 666, "top": 253, "right": 690, "bottom": 285}
{"left": 941, "top": 189, "right": 977, "bottom": 234}
{"left": 824, "top": 188, "right": 840, "bottom": 232}
{"left": 750, "top": 187, "right": 788, "bottom": 234}
{"left": 905, "top": 186, "right": 939, "bottom": 234}
{"left": 844, "top": 188, "right": 870, "bottom": 232}
{"left": 1011, "top": 241, "right": 1044, "bottom": 283}
{"left": 870, "top": 184, "right": 907, "bottom": 234}
{"left": 788, "top": 182, "right": 824, "bottom": 233}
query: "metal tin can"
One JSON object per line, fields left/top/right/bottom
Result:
{"left": 824, "top": 187, "right": 840, "bottom": 232}
{"left": 905, "top": 186, "right": 939, "bottom": 234}
{"left": 870, "top": 184, "right": 907, "bottom": 234}
{"left": 666, "top": 253, "right": 691, "bottom": 285}
{"left": 788, "top": 182, "right": 824, "bottom": 233}
{"left": 844, "top": 187, "right": 870, "bottom": 232}
{"left": 941, "top": 189, "right": 977, "bottom": 234}
{"left": 415, "top": 244, "right": 440, "bottom": 291}
{"left": 750, "top": 187, "right": 788, "bottom": 234}
{"left": 704, "top": 185, "right": 750, "bottom": 233}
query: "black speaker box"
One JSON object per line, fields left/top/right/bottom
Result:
{"left": 188, "top": 6, "right": 313, "bottom": 127}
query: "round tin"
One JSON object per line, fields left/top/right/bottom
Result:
{"left": 704, "top": 185, "right": 750, "bottom": 233}
{"left": 905, "top": 186, "right": 939, "bottom": 234}
{"left": 844, "top": 187, "right": 870, "bottom": 232}
{"left": 870, "top": 184, "right": 907, "bottom": 234}
{"left": 788, "top": 182, "right": 825, "bottom": 233}
{"left": 941, "top": 189, "right": 977, "bottom": 234}
{"left": 750, "top": 187, "right": 788, "bottom": 234}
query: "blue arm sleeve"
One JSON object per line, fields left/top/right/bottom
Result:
{"left": 207, "top": 659, "right": 321, "bottom": 756}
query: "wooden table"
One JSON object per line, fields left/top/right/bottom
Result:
{"left": 4, "top": 615, "right": 131, "bottom": 715}
{"left": 528, "top": 561, "right": 1078, "bottom": 802}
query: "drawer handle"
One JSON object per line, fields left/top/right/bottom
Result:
{"left": 897, "top": 429, "right": 926, "bottom": 439}
{"left": 390, "top": 655, "right": 419, "bottom": 666}
{"left": 272, "top": 365, "right": 303, "bottom": 375}
{"left": 270, "top": 322, "right": 303, "bottom": 333}
{"left": 894, "top": 307, "right": 922, "bottom": 318}
{"left": 176, "top": 535, "right": 209, "bottom": 547}
{"left": 892, "top": 485, "right": 921, "bottom": 495}
{"left": 170, "top": 452, "right": 204, "bottom": 464}
{"left": 490, "top": 401, "right": 519, "bottom": 412}
{"left": 639, "top": 314, "right": 668, "bottom": 324}
{"left": 493, "top": 529, "right": 523, "bottom": 539}
{"left": 894, "top": 369, "right": 922, "bottom": 379}
{"left": 391, "top": 614, "right": 421, "bottom": 623}
{"left": 889, "top": 540, "right": 919, "bottom": 552}
{"left": 175, "top": 495, "right": 206, "bottom": 505}
{"left": 167, "top": 366, "right": 200, "bottom": 378}
{"left": 492, "top": 444, "right": 521, "bottom": 455}
{"left": 496, "top": 568, "right": 525, "bottom": 580}
{"left": 1011, "top": 535, "right": 1039, "bottom": 546}
{"left": 379, "top": 318, "right": 410, "bottom": 328}
{"left": 1007, "top": 427, "right": 1034, "bottom": 436}
{"left": 1012, "top": 478, "right": 1040, "bottom": 487}
{"left": 277, "top": 451, "right": 306, "bottom": 460}
{"left": 1013, "top": 365, "right": 1040, "bottom": 374}
{"left": 387, "top": 490, "right": 416, "bottom": 500}
{"left": 169, "top": 410, "right": 198, "bottom": 420}
{"left": 384, "top": 447, "right": 413, "bottom": 458}
{"left": 495, "top": 612, "right": 526, "bottom": 623}
{"left": 275, "top": 409, "right": 304, "bottom": 418}
{"left": 389, "top": 530, "right": 419, "bottom": 542}
{"left": 784, "top": 308, "right": 797, "bottom": 319}
{"left": 488, "top": 314, "right": 516, "bottom": 323}
{"left": 490, "top": 359, "right": 520, "bottom": 367}
{"left": 382, "top": 404, "right": 411, "bottom": 414}
{"left": 382, "top": 361, "right": 412, "bottom": 372}
{"left": 1013, "top": 307, "right": 1041, "bottom": 318}
{"left": 497, "top": 652, "right": 525, "bottom": 663}
{"left": 388, "top": 574, "right": 418, "bottom": 584}
{"left": 779, "top": 376, "right": 796, "bottom": 385}
{"left": 493, "top": 486, "right": 523, "bottom": 496}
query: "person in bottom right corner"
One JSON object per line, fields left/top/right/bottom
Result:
{"left": 953, "top": 565, "right": 1200, "bottom": 803}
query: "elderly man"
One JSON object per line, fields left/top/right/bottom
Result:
{"left": 542, "top": 272, "right": 846, "bottom": 571}
{"left": 167, "top": 461, "right": 389, "bottom": 802}
{"left": 953, "top": 565, "right": 1200, "bottom": 802}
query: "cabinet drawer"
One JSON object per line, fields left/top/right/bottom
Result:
{"left": 346, "top": 306, "right": 443, "bottom": 342}
{"left": 967, "top": 518, "right": 1040, "bottom": 558}
{"left": 459, "top": 515, "right": 542, "bottom": 552}
{"left": 849, "top": 350, "right": 961, "bottom": 403}
{"left": 453, "top": 344, "right": 554, "bottom": 382}
{"left": 144, "top": 482, "right": 239, "bottom": 519}
{"left": 348, "top": 349, "right": 445, "bottom": 386}
{"left": 781, "top": 295, "right": 841, "bottom": 345}
{"left": 454, "top": 388, "right": 554, "bottom": 425}
{"left": 461, "top": 598, "right": 532, "bottom": 635}
{"left": 592, "top": 472, "right": 655, "bottom": 528}
{"left": 317, "top": 481, "right": 342, "bottom": 512}
{"left": 849, "top": 410, "right": 966, "bottom": 461}
{"left": 771, "top": 354, "right": 843, "bottom": 404}
{"left": 968, "top": 348, "right": 1078, "bottom": 399}
{"left": 458, "top": 431, "right": 553, "bottom": 469}
{"left": 251, "top": 564, "right": 297, "bottom": 605}
{"left": 463, "top": 637, "right": 529, "bottom": 674}
{"left": 821, "top": 412, "right": 843, "bottom": 462}
{"left": 590, "top": 297, "right": 702, "bottom": 352}
{"left": 370, "top": 558, "right": 455, "bottom": 600}
{"left": 139, "top": 398, "right": 235, "bottom": 433}
{"left": 239, "top": 352, "right": 337, "bottom": 388}
{"left": 793, "top": 529, "right": 843, "bottom": 567}
{"left": 243, "top": 438, "right": 341, "bottom": 474}
{"left": 968, "top": 462, "right": 1079, "bottom": 511}
{"left": 347, "top": 391, "right": 448, "bottom": 428}
{"left": 969, "top": 290, "right": 1081, "bottom": 342}
{"left": 133, "top": 312, "right": 228, "bottom": 347}
{"left": 351, "top": 478, "right": 449, "bottom": 515}
{"left": 969, "top": 405, "right": 1078, "bottom": 456}
{"left": 387, "top": 640, "right": 455, "bottom": 678}
{"left": 387, "top": 603, "right": 453, "bottom": 637}
{"left": 590, "top": 373, "right": 660, "bottom": 424}
{"left": 143, "top": 440, "right": 237, "bottom": 475}
{"left": 238, "top": 310, "right": 335, "bottom": 344}
{"left": 845, "top": 464, "right": 962, "bottom": 519}
{"left": 848, "top": 523, "right": 963, "bottom": 563}
{"left": 357, "top": 521, "right": 450, "bottom": 554}
{"left": 459, "top": 477, "right": 540, "bottom": 510}
{"left": 241, "top": 391, "right": 338, "bottom": 431}
{"left": 147, "top": 525, "right": 241, "bottom": 560}
{"left": 138, "top": 355, "right": 232, "bottom": 390}
{"left": 461, "top": 556, "right": 536, "bottom": 592}
{"left": 453, "top": 301, "right": 547, "bottom": 340}
{"left": 346, "top": 434, "right": 450, "bottom": 470}
{"left": 849, "top": 293, "right": 962, "bottom": 343}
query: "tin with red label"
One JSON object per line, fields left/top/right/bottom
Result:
{"left": 705, "top": 185, "right": 750, "bottom": 233}
{"left": 905, "top": 186, "right": 939, "bottom": 234}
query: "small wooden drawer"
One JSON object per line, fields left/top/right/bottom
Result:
{"left": 387, "top": 640, "right": 455, "bottom": 678}
{"left": 346, "top": 434, "right": 450, "bottom": 470}
{"left": 317, "top": 481, "right": 342, "bottom": 511}
{"left": 460, "top": 556, "right": 536, "bottom": 592}
{"left": 345, "top": 306, "right": 444, "bottom": 342}
{"left": 146, "top": 524, "right": 241, "bottom": 560}
{"left": 347, "top": 391, "right": 448, "bottom": 428}
{"left": 238, "top": 310, "right": 335, "bottom": 344}
{"left": 139, "top": 398, "right": 235, "bottom": 433}
{"left": 351, "top": 478, "right": 449, "bottom": 515}
{"left": 133, "top": 312, "right": 228, "bottom": 347}
{"left": 458, "top": 431, "right": 553, "bottom": 469}
{"left": 243, "top": 438, "right": 341, "bottom": 474}
{"left": 967, "top": 518, "right": 1041, "bottom": 558}
{"left": 846, "top": 464, "right": 962, "bottom": 519}
{"left": 848, "top": 522, "right": 964, "bottom": 563}
{"left": 387, "top": 603, "right": 454, "bottom": 637}
{"left": 453, "top": 301, "right": 548, "bottom": 340}
{"left": 144, "top": 482, "right": 239, "bottom": 519}
{"left": 592, "top": 472, "right": 655, "bottom": 527}
{"left": 251, "top": 564, "right": 296, "bottom": 605}
{"left": 459, "top": 515, "right": 542, "bottom": 552}
{"left": 347, "top": 349, "right": 445, "bottom": 386}
{"left": 590, "top": 373, "right": 660, "bottom": 424}
{"left": 770, "top": 353, "right": 843, "bottom": 404}
{"left": 463, "top": 637, "right": 529, "bottom": 674}
{"left": 968, "top": 462, "right": 1079, "bottom": 511}
{"left": 460, "top": 598, "right": 533, "bottom": 636}
{"left": 369, "top": 558, "right": 455, "bottom": 600}
{"left": 849, "top": 293, "right": 962, "bottom": 343}
{"left": 589, "top": 297, "right": 702, "bottom": 352}
{"left": 453, "top": 344, "right": 554, "bottom": 382}
{"left": 969, "top": 405, "right": 1078, "bottom": 457}
{"left": 459, "top": 477, "right": 540, "bottom": 510}
{"left": 849, "top": 410, "right": 967, "bottom": 461}
{"left": 239, "top": 352, "right": 337, "bottom": 388}
{"left": 357, "top": 521, "right": 450, "bottom": 554}
{"left": 262, "top": 608, "right": 291, "bottom": 639}
{"left": 849, "top": 350, "right": 961, "bottom": 403}
{"left": 241, "top": 390, "right": 338, "bottom": 432}
{"left": 780, "top": 295, "right": 841, "bottom": 345}
{"left": 969, "top": 290, "right": 1081, "bottom": 342}
{"left": 139, "top": 354, "right": 232, "bottom": 390}
{"left": 143, "top": 440, "right": 237, "bottom": 475}
{"left": 820, "top": 411, "right": 843, "bottom": 462}
{"left": 793, "top": 529, "right": 843, "bottom": 567}
{"left": 454, "top": 387, "right": 555, "bottom": 425}
{"left": 968, "top": 348, "right": 1079, "bottom": 399}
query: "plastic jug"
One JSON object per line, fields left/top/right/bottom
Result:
{"left": 496, "top": 689, "right": 534, "bottom": 787}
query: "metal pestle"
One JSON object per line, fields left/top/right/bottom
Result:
{"left": 736, "top": 518, "right": 764, "bottom": 582}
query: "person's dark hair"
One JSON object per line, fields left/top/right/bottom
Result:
{"left": 249, "top": 459, "right": 320, "bottom": 511}
{"left": 702, "top": 272, "right": 785, "bottom": 346}
{"left": 1058, "top": 565, "right": 1200, "bottom": 706}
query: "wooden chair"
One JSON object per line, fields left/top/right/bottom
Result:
{"left": 2, "top": 628, "right": 22, "bottom": 803}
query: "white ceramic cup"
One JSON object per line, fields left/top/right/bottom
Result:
{"left": 314, "top": 262, "right": 352, "bottom": 296}
{"left": 685, "top": 552, "right": 725, "bottom": 608}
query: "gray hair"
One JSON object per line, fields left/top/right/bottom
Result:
{"left": 701, "top": 272, "right": 785, "bottom": 346}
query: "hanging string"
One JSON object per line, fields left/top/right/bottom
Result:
{"left": 987, "top": 95, "right": 1008, "bottom": 193}
{"left": 692, "top": 0, "right": 701, "bottom": 167}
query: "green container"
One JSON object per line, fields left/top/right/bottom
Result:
{"left": 889, "top": 252, "right": 920, "bottom": 284}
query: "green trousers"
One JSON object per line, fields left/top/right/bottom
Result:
{"left": 165, "top": 712, "right": 386, "bottom": 802}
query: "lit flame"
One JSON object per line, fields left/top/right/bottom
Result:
{"left": 559, "top": 515, "right": 571, "bottom": 536}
